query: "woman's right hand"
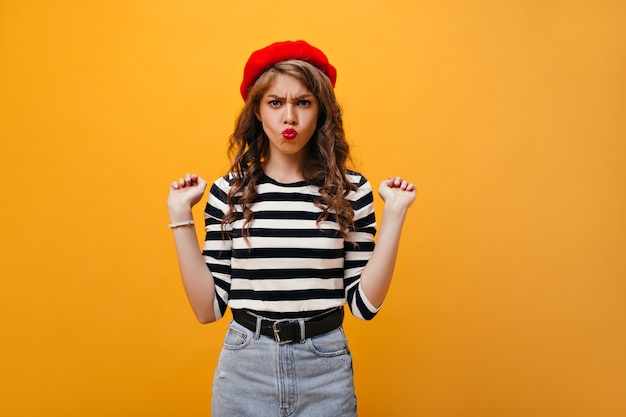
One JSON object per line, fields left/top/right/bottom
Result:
{"left": 167, "top": 173, "right": 207, "bottom": 219}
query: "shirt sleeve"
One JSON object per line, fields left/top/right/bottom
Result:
{"left": 344, "top": 174, "right": 380, "bottom": 320}
{"left": 202, "top": 176, "right": 233, "bottom": 320}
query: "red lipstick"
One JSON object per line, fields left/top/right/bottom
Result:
{"left": 282, "top": 128, "right": 297, "bottom": 140}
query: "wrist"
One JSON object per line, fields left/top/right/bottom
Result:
{"left": 167, "top": 219, "right": 195, "bottom": 229}
{"left": 382, "top": 201, "right": 408, "bottom": 217}
{"left": 168, "top": 204, "right": 193, "bottom": 223}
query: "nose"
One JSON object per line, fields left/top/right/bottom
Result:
{"left": 283, "top": 103, "right": 297, "bottom": 125}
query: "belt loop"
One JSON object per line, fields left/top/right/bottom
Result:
{"left": 254, "top": 315, "right": 262, "bottom": 340}
{"left": 298, "top": 318, "right": 306, "bottom": 343}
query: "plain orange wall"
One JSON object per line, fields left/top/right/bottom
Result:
{"left": 1, "top": 1, "right": 625, "bottom": 416}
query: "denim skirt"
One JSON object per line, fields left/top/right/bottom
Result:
{"left": 211, "top": 319, "right": 358, "bottom": 417}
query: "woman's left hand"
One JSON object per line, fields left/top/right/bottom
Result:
{"left": 378, "top": 176, "right": 417, "bottom": 210}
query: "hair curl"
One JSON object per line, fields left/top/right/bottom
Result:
{"left": 223, "top": 60, "right": 356, "bottom": 241}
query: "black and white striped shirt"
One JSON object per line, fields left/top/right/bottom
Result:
{"left": 203, "top": 171, "right": 379, "bottom": 320}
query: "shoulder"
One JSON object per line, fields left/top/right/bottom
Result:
{"left": 207, "top": 173, "right": 239, "bottom": 205}
{"left": 346, "top": 169, "right": 373, "bottom": 192}
{"left": 211, "top": 172, "right": 241, "bottom": 190}
{"left": 346, "top": 170, "right": 374, "bottom": 201}
{"left": 346, "top": 169, "right": 370, "bottom": 188}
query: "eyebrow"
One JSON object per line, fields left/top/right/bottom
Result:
{"left": 267, "top": 93, "right": 313, "bottom": 100}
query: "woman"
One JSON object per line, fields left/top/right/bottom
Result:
{"left": 167, "top": 40, "right": 416, "bottom": 416}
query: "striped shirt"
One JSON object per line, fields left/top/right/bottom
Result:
{"left": 203, "top": 171, "right": 380, "bottom": 321}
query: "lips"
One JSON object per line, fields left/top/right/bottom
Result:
{"left": 282, "top": 128, "right": 297, "bottom": 140}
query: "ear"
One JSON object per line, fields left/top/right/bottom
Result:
{"left": 255, "top": 109, "right": 262, "bottom": 121}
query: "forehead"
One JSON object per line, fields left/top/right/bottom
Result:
{"left": 263, "top": 73, "right": 312, "bottom": 96}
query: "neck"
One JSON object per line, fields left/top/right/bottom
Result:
{"left": 263, "top": 153, "right": 306, "bottom": 183}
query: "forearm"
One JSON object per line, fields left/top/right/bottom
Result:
{"left": 359, "top": 203, "right": 408, "bottom": 308}
{"left": 170, "top": 208, "right": 217, "bottom": 324}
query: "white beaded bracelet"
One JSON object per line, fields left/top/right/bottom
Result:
{"left": 167, "top": 220, "right": 195, "bottom": 229}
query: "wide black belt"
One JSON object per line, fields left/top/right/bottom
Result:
{"left": 232, "top": 307, "right": 344, "bottom": 344}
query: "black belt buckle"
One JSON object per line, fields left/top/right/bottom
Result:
{"left": 272, "top": 319, "right": 296, "bottom": 344}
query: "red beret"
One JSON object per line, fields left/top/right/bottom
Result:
{"left": 240, "top": 40, "right": 337, "bottom": 101}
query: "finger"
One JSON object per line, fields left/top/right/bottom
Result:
{"left": 170, "top": 181, "right": 180, "bottom": 190}
{"left": 385, "top": 176, "right": 400, "bottom": 187}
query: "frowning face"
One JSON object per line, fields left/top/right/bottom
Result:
{"left": 256, "top": 73, "right": 319, "bottom": 162}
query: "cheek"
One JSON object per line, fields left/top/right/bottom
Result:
{"left": 308, "top": 113, "right": 321, "bottom": 131}
{"left": 311, "top": 109, "right": 321, "bottom": 126}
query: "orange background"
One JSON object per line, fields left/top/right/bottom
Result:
{"left": 1, "top": 1, "right": 625, "bottom": 416}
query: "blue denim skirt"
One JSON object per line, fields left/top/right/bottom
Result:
{"left": 212, "top": 319, "right": 358, "bottom": 417}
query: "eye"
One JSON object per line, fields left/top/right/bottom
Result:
{"left": 297, "top": 100, "right": 311, "bottom": 107}
{"left": 269, "top": 100, "right": 281, "bottom": 107}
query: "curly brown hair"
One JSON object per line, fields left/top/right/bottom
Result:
{"left": 223, "top": 60, "right": 356, "bottom": 240}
